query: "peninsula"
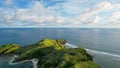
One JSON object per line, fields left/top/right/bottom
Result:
{"left": 0, "top": 39, "right": 100, "bottom": 68}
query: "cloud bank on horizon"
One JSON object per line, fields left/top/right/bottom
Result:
{"left": 0, "top": 0, "right": 120, "bottom": 27}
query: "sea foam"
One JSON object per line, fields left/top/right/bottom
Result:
{"left": 65, "top": 43, "right": 120, "bottom": 58}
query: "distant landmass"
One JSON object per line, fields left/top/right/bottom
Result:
{"left": 0, "top": 39, "right": 100, "bottom": 68}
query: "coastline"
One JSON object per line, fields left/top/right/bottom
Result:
{"left": 8, "top": 43, "right": 74, "bottom": 68}
{"left": 9, "top": 55, "right": 39, "bottom": 68}
{"left": 2, "top": 39, "right": 99, "bottom": 68}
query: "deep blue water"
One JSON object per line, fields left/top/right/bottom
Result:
{"left": 0, "top": 28, "right": 120, "bottom": 68}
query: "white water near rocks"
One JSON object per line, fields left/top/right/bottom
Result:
{"left": 9, "top": 55, "right": 39, "bottom": 68}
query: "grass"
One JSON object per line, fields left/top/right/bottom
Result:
{"left": 0, "top": 39, "right": 100, "bottom": 68}
{"left": 0, "top": 44, "right": 20, "bottom": 54}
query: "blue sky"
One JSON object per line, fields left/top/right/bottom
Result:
{"left": 0, "top": 0, "right": 120, "bottom": 27}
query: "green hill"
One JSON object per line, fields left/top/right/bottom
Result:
{"left": 0, "top": 39, "right": 100, "bottom": 68}
{"left": 0, "top": 44, "right": 20, "bottom": 54}
{"left": 13, "top": 39, "right": 67, "bottom": 61}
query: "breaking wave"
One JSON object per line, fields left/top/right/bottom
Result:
{"left": 86, "top": 49, "right": 120, "bottom": 58}
{"left": 65, "top": 43, "right": 78, "bottom": 48}
{"left": 65, "top": 43, "right": 120, "bottom": 58}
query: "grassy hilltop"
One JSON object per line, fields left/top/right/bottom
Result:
{"left": 0, "top": 44, "right": 20, "bottom": 54}
{"left": 0, "top": 39, "right": 100, "bottom": 68}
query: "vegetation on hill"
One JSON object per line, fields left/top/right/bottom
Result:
{"left": 0, "top": 39, "right": 100, "bottom": 68}
{"left": 38, "top": 48, "right": 99, "bottom": 68}
{"left": 0, "top": 44, "right": 20, "bottom": 54}
{"left": 13, "top": 39, "right": 66, "bottom": 61}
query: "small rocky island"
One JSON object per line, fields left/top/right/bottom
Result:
{"left": 0, "top": 39, "right": 100, "bottom": 68}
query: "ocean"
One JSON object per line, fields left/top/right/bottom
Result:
{"left": 0, "top": 28, "right": 120, "bottom": 68}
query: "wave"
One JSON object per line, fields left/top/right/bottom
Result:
{"left": 65, "top": 43, "right": 120, "bottom": 58}
{"left": 65, "top": 43, "right": 78, "bottom": 48}
{"left": 86, "top": 49, "right": 120, "bottom": 58}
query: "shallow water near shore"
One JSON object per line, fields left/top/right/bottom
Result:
{"left": 0, "top": 56, "right": 33, "bottom": 68}
{"left": 0, "top": 28, "right": 120, "bottom": 68}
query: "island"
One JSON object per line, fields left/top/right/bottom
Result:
{"left": 0, "top": 39, "right": 100, "bottom": 68}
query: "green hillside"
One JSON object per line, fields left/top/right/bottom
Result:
{"left": 0, "top": 39, "right": 100, "bottom": 68}
{"left": 14, "top": 39, "right": 67, "bottom": 61}
{"left": 0, "top": 44, "right": 20, "bottom": 54}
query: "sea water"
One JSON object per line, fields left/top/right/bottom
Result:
{"left": 0, "top": 28, "right": 120, "bottom": 68}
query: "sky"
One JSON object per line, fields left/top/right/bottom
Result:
{"left": 0, "top": 0, "right": 120, "bottom": 27}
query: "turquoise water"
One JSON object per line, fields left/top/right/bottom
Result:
{"left": 0, "top": 28, "right": 120, "bottom": 68}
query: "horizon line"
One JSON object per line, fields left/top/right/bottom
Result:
{"left": 0, "top": 26, "right": 120, "bottom": 28}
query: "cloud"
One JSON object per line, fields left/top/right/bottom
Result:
{"left": 73, "top": 2, "right": 112, "bottom": 25}
{"left": 89, "top": 16, "right": 101, "bottom": 23}
{"left": 0, "top": 0, "right": 120, "bottom": 27}
{"left": 0, "top": 1, "right": 67, "bottom": 26}
{"left": 4, "top": 0, "right": 13, "bottom": 5}
{"left": 14, "top": 1, "right": 70, "bottom": 26}
{"left": 15, "top": 1, "right": 52, "bottom": 23}
{"left": 107, "top": 11, "right": 120, "bottom": 23}
{"left": 61, "top": 0, "right": 86, "bottom": 14}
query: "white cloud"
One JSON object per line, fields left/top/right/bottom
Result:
{"left": 0, "top": 0, "right": 120, "bottom": 27}
{"left": 81, "top": 2, "right": 111, "bottom": 17}
{"left": 112, "top": 3, "right": 120, "bottom": 9}
{"left": 107, "top": 11, "right": 120, "bottom": 23}
{"left": 73, "top": 2, "right": 112, "bottom": 25}
{"left": 56, "top": 16, "right": 67, "bottom": 24}
{"left": 14, "top": 1, "right": 70, "bottom": 26}
{"left": 5, "top": 0, "right": 13, "bottom": 5}
{"left": 15, "top": 1, "right": 51, "bottom": 24}
{"left": 62, "top": 0, "right": 86, "bottom": 14}
{"left": 89, "top": 16, "right": 101, "bottom": 23}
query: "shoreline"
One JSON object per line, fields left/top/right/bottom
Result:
{"left": 9, "top": 55, "right": 39, "bottom": 68}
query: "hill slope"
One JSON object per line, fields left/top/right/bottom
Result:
{"left": 0, "top": 39, "right": 100, "bottom": 68}
{"left": 0, "top": 44, "right": 20, "bottom": 54}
